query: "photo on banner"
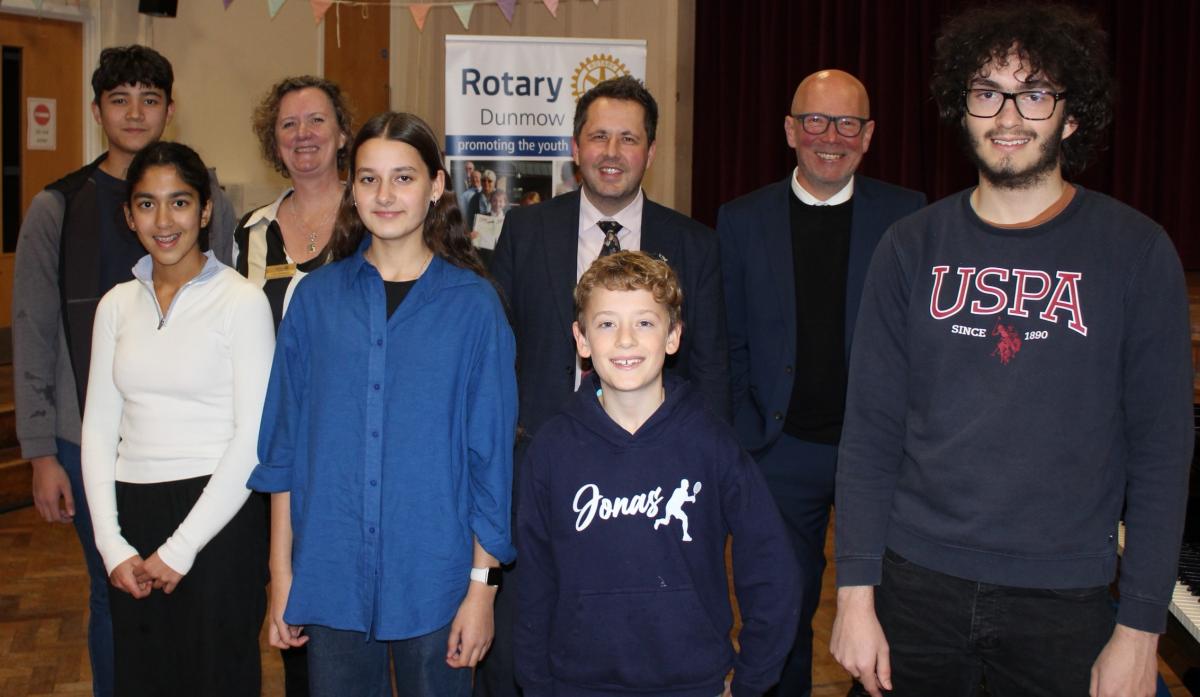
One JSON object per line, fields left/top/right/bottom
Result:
{"left": 444, "top": 35, "right": 647, "bottom": 251}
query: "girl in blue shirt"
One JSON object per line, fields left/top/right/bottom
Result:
{"left": 249, "top": 112, "right": 518, "bottom": 697}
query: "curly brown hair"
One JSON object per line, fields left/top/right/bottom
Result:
{"left": 251, "top": 75, "right": 353, "bottom": 177}
{"left": 574, "top": 251, "right": 683, "bottom": 330}
{"left": 930, "top": 2, "right": 1114, "bottom": 176}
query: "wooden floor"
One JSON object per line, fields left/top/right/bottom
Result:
{"left": 0, "top": 504, "right": 284, "bottom": 696}
{"left": 0, "top": 505, "right": 1189, "bottom": 696}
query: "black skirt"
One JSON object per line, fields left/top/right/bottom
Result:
{"left": 110, "top": 476, "right": 267, "bottom": 697}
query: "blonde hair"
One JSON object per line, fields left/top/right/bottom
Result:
{"left": 574, "top": 250, "right": 683, "bottom": 330}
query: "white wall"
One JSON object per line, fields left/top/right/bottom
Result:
{"left": 90, "top": 0, "right": 323, "bottom": 214}
{"left": 28, "top": 0, "right": 693, "bottom": 214}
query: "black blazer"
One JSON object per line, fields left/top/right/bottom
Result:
{"left": 491, "top": 190, "right": 731, "bottom": 437}
{"left": 717, "top": 175, "right": 926, "bottom": 453}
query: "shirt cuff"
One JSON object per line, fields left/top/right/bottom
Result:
{"left": 1116, "top": 595, "right": 1170, "bottom": 634}
{"left": 247, "top": 462, "right": 291, "bottom": 493}
{"left": 835, "top": 556, "right": 883, "bottom": 588}
{"left": 98, "top": 538, "right": 141, "bottom": 576}
{"left": 157, "top": 535, "right": 198, "bottom": 576}
{"left": 20, "top": 436, "right": 59, "bottom": 461}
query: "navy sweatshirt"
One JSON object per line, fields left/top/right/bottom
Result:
{"left": 835, "top": 186, "right": 1194, "bottom": 633}
{"left": 515, "top": 376, "right": 800, "bottom": 697}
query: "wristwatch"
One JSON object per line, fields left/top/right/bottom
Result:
{"left": 470, "top": 566, "right": 502, "bottom": 588}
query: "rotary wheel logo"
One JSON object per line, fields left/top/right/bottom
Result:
{"left": 570, "top": 54, "right": 631, "bottom": 101}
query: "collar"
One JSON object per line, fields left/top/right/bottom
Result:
{"left": 133, "top": 250, "right": 223, "bottom": 284}
{"left": 579, "top": 187, "right": 644, "bottom": 234}
{"left": 243, "top": 188, "right": 294, "bottom": 228}
{"left": 346, "top": 236, "right": 450, "bottom": 289}
{"left": 791, "top": 169, "right": 854, "bottom": 206}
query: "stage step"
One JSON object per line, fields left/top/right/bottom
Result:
{"left": 0, "top": 366, "right": 29, "bottom": 513}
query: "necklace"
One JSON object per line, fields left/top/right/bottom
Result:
{"left": 416, "top": 251, "right": 434, "bottom": 278}
{"left": 288, "top": 193, "right": 337, "bottom": 255}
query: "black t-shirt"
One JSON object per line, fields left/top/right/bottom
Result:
{"left": 384, "top": 279, "right": 416, "bottom": 318}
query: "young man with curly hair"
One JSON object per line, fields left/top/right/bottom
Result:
{"left": 830, "top": 4, "right": 1193, "bottom": 697}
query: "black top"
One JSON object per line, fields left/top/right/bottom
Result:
{"left": 384, "top": 279, "right": 416, "bottom": 318}
{"left": 94, "top": 167, "right": 137, "bottom": 298}
{"left": 784, "top": 193, "right": 852, "bottom": 444}
{"left": 233, "top": 211, "right": 328, "bottom": 330}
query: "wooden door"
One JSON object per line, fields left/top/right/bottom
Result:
{"left": 323, "top": 4, "right": 390, "bottom": 127}
{"left": 0, "top": 12, "right": 83, "bottom": 327}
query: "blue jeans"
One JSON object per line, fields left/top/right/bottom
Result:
{"left": 307, "top": 623, "right": 471, "bottom": 697}
{"left": 875, "top": 549, "right": 1115, "bottom": 697}
{"left": 59, "top": 438, "right": 114, "bottom": 697}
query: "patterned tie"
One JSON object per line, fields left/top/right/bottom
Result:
{"left": 598, "top": 220, "right": 622, "bottom": 257}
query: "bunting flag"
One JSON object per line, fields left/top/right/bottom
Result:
{"left": 223, "top": 0, "right": 235, "bottom": 9}
{"left": 452, "top": 3, "right": 473, "bottom": 29}
{"left": 310, "top": 0, "right": 331, "bottom": 23}
{"left": 542, "top": 0, "right": 559, "bottom": 17}
{"left": 267, "top": 0, "right": 286, "bottom": 18}
{"left": 496, "top": 0, "right": 516, "bottom": 23}
{"left": 31, "top": 0, "right": 43, "bottom": 9}
{"left": 593, "top": 0, "right": 600, "bottom": 5}
{"left": 409, "top": 3, "right": 431, "bottom": 31}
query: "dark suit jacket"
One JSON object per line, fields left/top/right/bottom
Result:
{"left": 717, "top": 174, "right": 926, "bottom": 453}
{"left": 491, "top": 190, "right": 731, "bottom": 437}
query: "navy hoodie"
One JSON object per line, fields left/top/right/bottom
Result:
{"left": 515, "top": 376, "right": 800, "bottom": 697}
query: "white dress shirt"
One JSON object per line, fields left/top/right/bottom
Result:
{"left": 574, "top": 188, "right": 646, "bottom": 388}
{"left": 791, "top": 168, "right": 855, "bottom": 205}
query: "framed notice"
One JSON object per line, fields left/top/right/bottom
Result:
{"left": 26, "top": 97, "right": 56, "bottom": 151}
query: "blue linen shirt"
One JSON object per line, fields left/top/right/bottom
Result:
{"left": 248, "top": 243, "right": 517, "bottom": 640}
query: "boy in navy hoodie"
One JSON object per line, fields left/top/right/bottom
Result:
{"left": 514, "top": 251, "right": 800, "bottom": 697}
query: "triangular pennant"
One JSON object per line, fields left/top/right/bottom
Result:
{"left": 452, "top": 3, "right": 473, "bottom": 29}
{"left": 223, "top": 0, "right": 235, "bottom": 8}
{"left": 496, "top": 0, "right": 516, "bottom": 23}
{"left": 542, "top": 0, "right": 559, "bottom": 17}
{"left": 267, "top": 0, "right": 287, "bottom": 18}
{"left": 310, "top": 0, "right": 332, "bottom": 23}
{"left": 31, "top": 0, "right": 43, "bottom": 8}
{"left": 593, "top": 0, "right": 599, "bottom": 5}
{"left": 409, "top": 4, "right": 432, "bottom": 31}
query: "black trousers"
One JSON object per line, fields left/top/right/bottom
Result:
{"left": 875, "top": 549, "right": 1114, "bottom": 697}
{"left": 110, "top": 476, "right": 267, "bottom": 697}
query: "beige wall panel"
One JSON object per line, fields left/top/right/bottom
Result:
{"left": 387, "top": 0, "right": 694, "bottom": 212}
{"left": 121, "top": 0, "right": 322, "bottom": 213}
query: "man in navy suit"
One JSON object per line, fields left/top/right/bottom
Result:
{"left": 718, "top": 69, "right": 925, "bottom": 696}
{"left": 478, "top": 76, "right": 730, "bottom": 697}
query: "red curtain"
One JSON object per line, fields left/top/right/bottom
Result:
{"left": 691, "top": 1, "right": 1200, "bottom": 267}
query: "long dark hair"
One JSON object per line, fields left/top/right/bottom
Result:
{"left": 329, "top": 112, "right": 486, "bottom": 278}
{"left": 126, "top": 141, "right": 212, "bottom": 250}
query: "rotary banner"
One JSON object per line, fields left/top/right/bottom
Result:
{"left": 444, "top": 35, "right": 647, "bottom": 250}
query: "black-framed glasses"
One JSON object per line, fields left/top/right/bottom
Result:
{"left": 963, "top": 89, "right": 1067, "bottom": 120}
{"left": 791, "top": 112, "right": 870, "bottom": 138}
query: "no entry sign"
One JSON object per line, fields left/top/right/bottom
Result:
{"left": 27, "top": 97, "right": 56, "bottom": 151}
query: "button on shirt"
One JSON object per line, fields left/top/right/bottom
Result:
{"left": 248, "top": 243, "right": 517, "bottom": 640}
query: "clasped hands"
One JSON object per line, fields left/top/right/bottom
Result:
{"left": 109, "top": 552, "right": 184, "bottom": 598}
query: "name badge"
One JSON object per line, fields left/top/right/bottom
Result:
{"left": 264, "top": 263, "right": 297, "bottom": 280}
